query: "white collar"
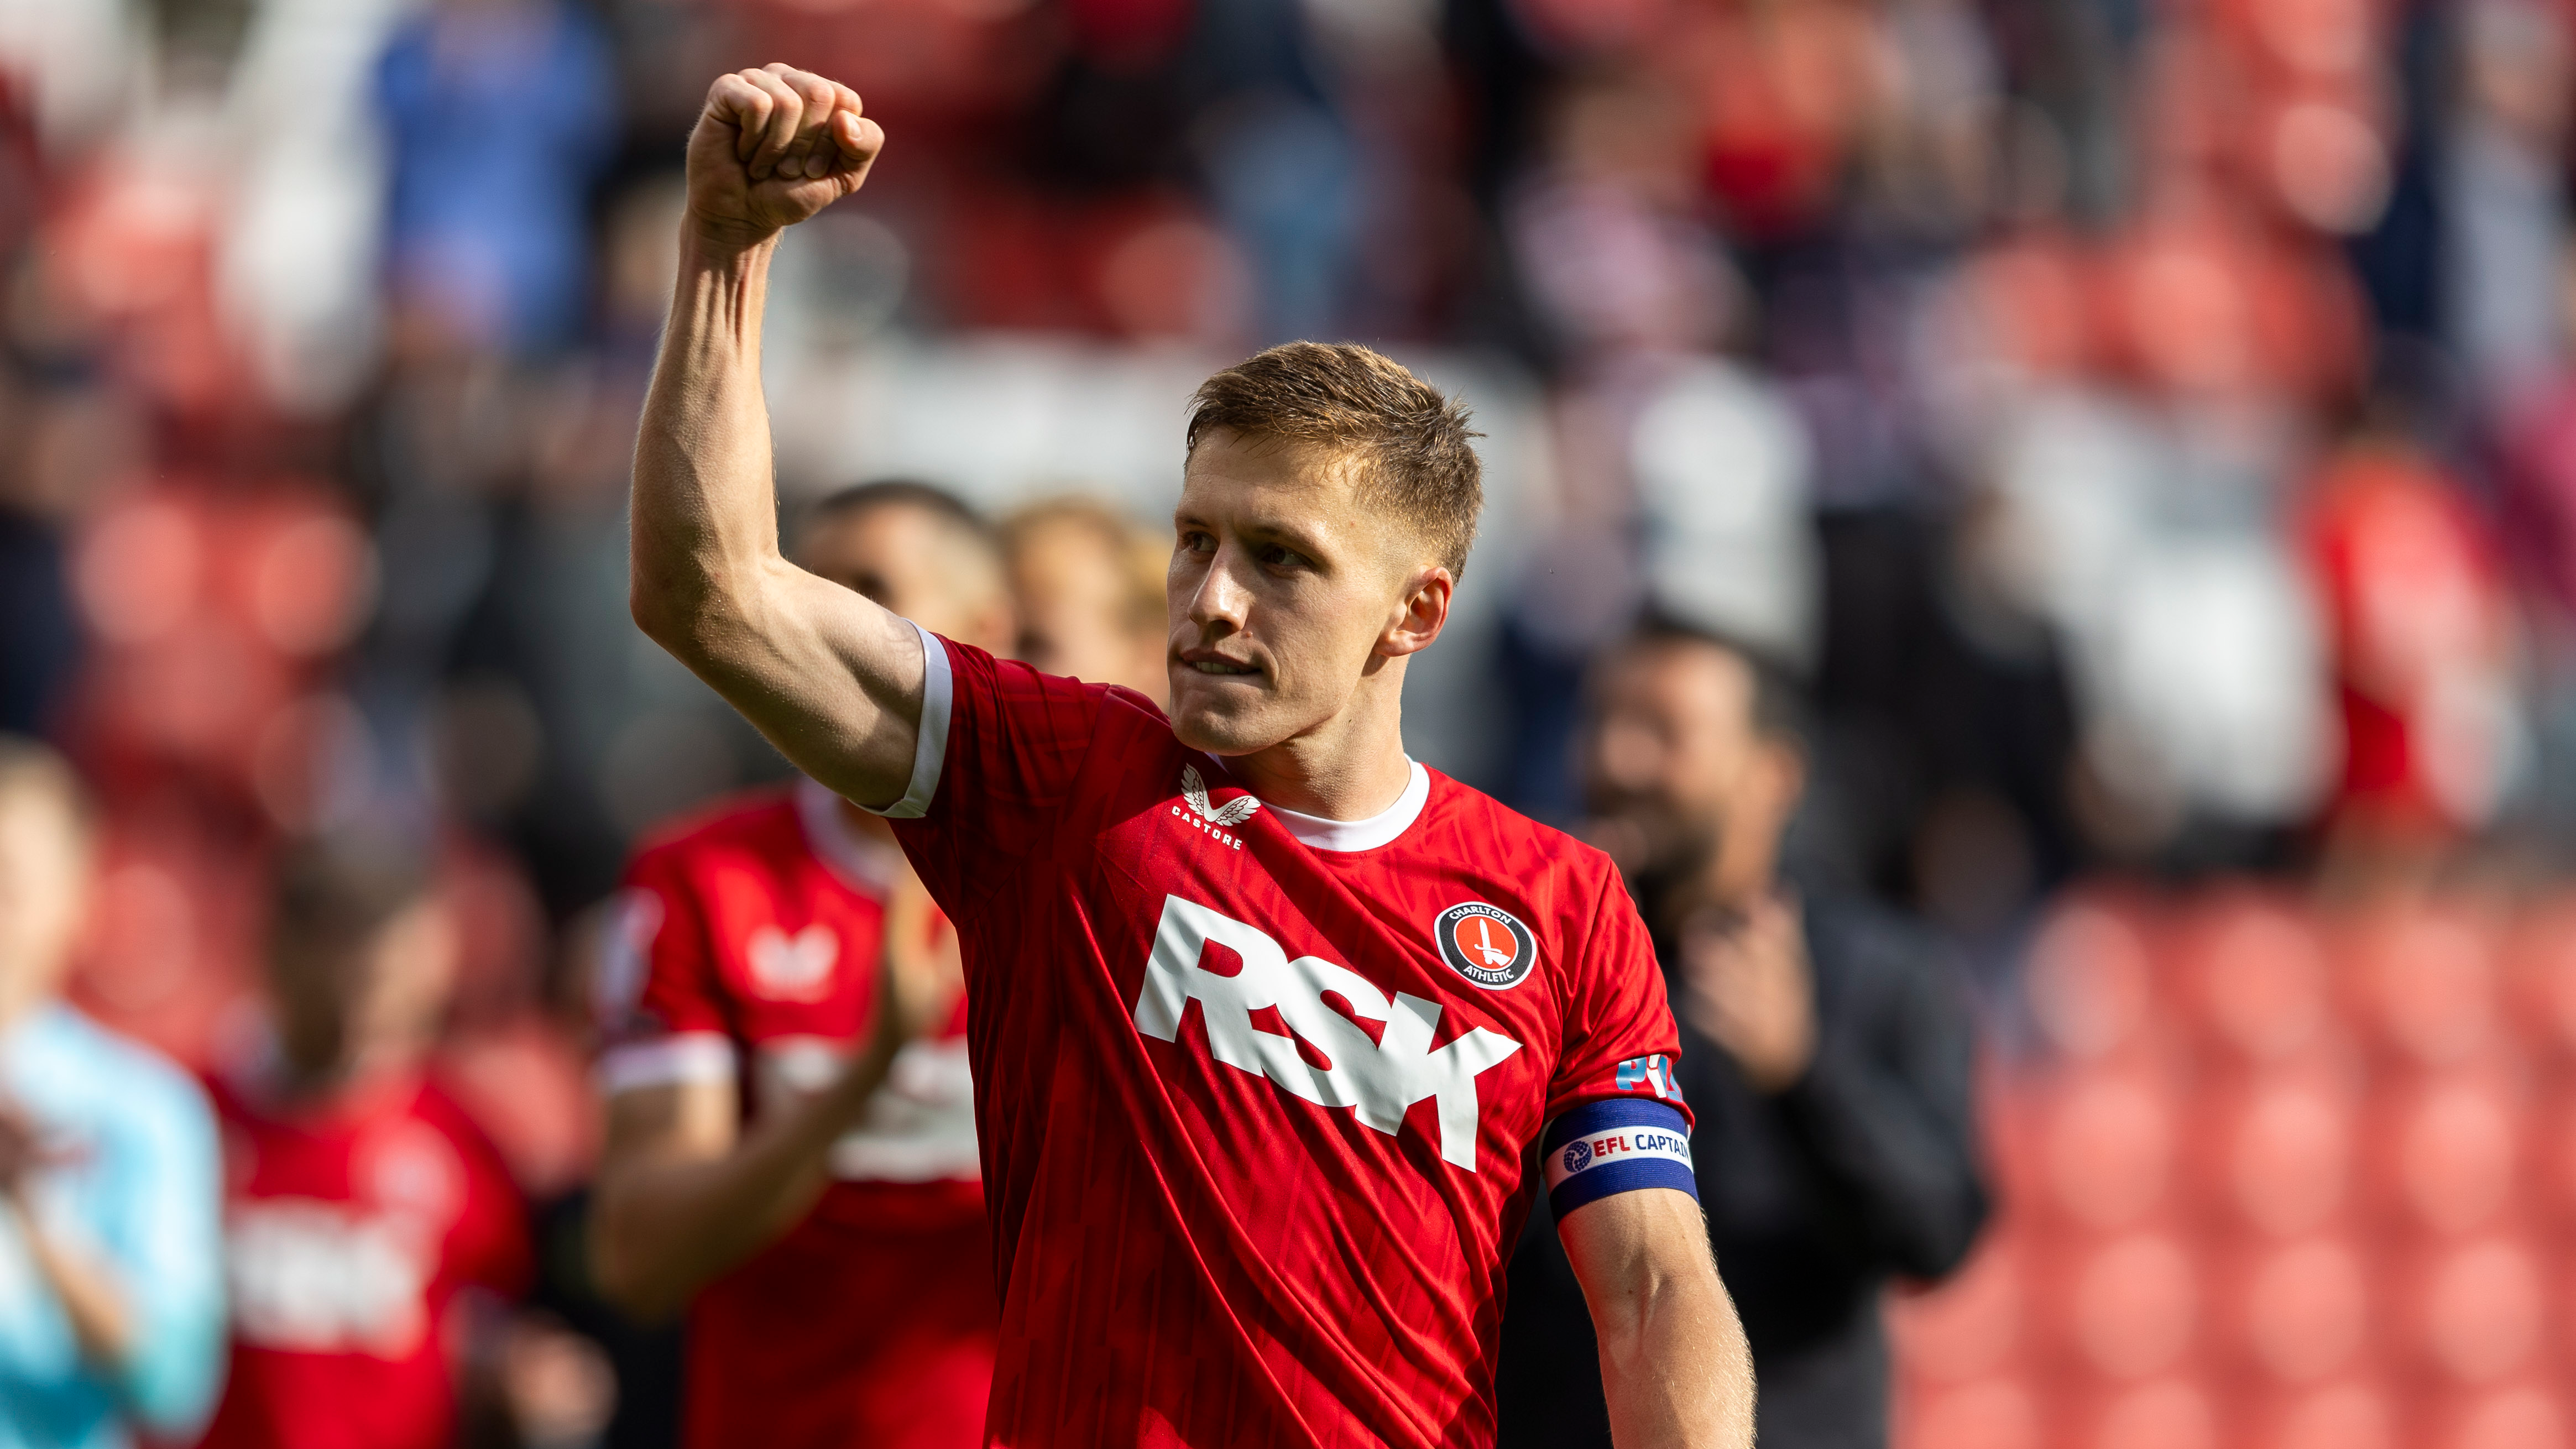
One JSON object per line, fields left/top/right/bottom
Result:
{"left": 1258, "top": 759, "right": 1432, "bottom": 853}
{"left": 794, "top": 777, "right": 905, "bottom": 894}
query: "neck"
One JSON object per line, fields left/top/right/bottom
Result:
{"left": 1224, "top": 667, "right": 1415, "bottom": 821}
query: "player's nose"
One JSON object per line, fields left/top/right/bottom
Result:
{"left": 1185, "top": 547, "right": 1253, "bottom": 630}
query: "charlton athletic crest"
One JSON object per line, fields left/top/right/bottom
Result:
{"left": 1433, "top": 902, "right": 1537, "bottom": 991}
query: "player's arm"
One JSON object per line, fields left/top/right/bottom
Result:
{"left": 588, "top": 899, "right": 961, "bottom": 1321}
{"left": 629, "top": 65, "right": 923, "bottom": 809}
{"left": 1559, "top": 1188, "right": 1754, "bottom": 1449}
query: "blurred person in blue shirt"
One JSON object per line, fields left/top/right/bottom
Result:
{"left": 377, "top": 0, "right": 616, "bottom": 354}
{"left": 0, "top": 737, "right": 226, "bottom": 1448}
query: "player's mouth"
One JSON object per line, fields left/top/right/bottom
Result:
{"left": 1178, "top": 648, "right": 1261, "bottom": 678}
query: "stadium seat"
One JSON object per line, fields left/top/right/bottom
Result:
{"left": 2085, "top": 1377, "right": 2217, "bottom": 1449}
{"left": 2385, "top": 1076, "right": 2523, "bottom": 1238}
{"left": 1901, "top": 1377, "right": 2041, "bottom": 1449}
{"left": 2024, "top": 897, "right": 2162, "bottom": 1064}
{"left": 2206, "top": 1073, "right": 2356, "bottom": 1238}
{"left": 2234, "top": 1236, "right": 2370, "bottom": 1384}
{"left": 2070, "top": 1232, "right": 2200, "bottom": 1381}
{"left": 2039, "top": 1070, "right": 2179, "bottom": 1231}
{"left": 2172, "top": 890, "right": 2332, "bottom": 1064}
{"left": 2408, "top": 1237, "right": 2549, "bottom": 1385}
{"left": 2250, "top": 1382, "right": 2397, "bottom": 1449}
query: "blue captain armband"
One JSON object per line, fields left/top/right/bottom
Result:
{"left": 1542, "top": 1098, "right": 1697, "bottom": 1220}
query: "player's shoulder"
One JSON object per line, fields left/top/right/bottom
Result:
{"left": 627, "top": 782, "right": 802, "bottom": 870}
{"left": 1419, "top": 768, "right": 1623, "bottom": 893}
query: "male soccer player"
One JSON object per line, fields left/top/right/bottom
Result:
{"left": 588, "top": 480, "right": 1012, "bottom": 1449}
{"left": 202, "top": 839, "right": 531, "bottom": 1449}
{"left": 629, "top": 62, "right": 1755, "bottom": 1447}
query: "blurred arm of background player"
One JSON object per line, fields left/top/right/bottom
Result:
{"left": 597, "top": 487, "right": 1013, "bottom": 1321}
{"left": 589, "top": 880, "right": 960, "bottom": 1320}
{"left": 627, "top": 62, "right": 921, "bottom": 808}
{"left": 1561, "top": 1189, "right": 1755, "bottom": 1449}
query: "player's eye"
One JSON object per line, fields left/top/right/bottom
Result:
{"left": 1258, "top": 543, "right": 1307, "bottom": 569}
{"left": 1179, "top": 530, "right": 1215, "bottom": 554}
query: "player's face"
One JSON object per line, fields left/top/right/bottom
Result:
{"left": 1584, "top": 643, "right": 1794, "bottom": 883}
{"left": 0, "top": 787, "right": 87, "bottom": 1011}
{"left": 1013, "top": 520, "right": 1164, "bottom": 702}
{"left": 799, "top": 504, "right": 1015, "bottom": 656}
{"left": 1167, "top": 431, "right": 1448, "bottom": 756}
{"left": 271, "top": 901, "right": 457, "bottom": 1082}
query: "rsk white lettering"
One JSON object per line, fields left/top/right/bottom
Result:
{"left": 1133, "top": 895, "right": 1522, "bottom": 1170}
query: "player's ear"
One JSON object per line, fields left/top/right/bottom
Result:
{"left": 1379, "top": 565, "right": 1452, "bottom": 658}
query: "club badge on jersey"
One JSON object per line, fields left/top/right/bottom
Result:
{"left": 1433, "top": 902, "right": 1537, "bottom": 991}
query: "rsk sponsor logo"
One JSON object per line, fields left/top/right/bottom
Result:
{"left": 1614, "top": 1053, "right": 1683, "bottom": 1102}
{"left": 226, "top": 1200, "right": 430, "bottom": 1357}
{"left": 1134, "top": 895, "right": 1522, "bottom": 1170}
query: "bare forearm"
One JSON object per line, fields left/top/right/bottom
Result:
{"left": 591, "top": 1041, "right": 900, "bottom": 1320}
{"left": 1596, "top": 1258, "right": 1753, "bottom": 1449}
{"left": 631, "top": 232, "right": 785, "bottom": 645}
{"left": 1564, "top": 1190, "right": 1755, "bottom": 1449}
{"left": 12, "top": 1207, "right": 133, "bottom": 1368}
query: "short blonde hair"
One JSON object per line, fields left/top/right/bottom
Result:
{"left": 1185, "top": 342, "right": 1484, "bottom": 579}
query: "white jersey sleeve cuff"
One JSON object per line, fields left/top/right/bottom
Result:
{"left": 858, "top": 619, "right": 953, "bottom": 821}
{"left": 597, "top": 1033, "right": 739, "bottom": 1095}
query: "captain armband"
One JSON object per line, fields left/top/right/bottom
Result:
{"left": 1540, "top": 1098, "right": 1697, "bottom": 1220}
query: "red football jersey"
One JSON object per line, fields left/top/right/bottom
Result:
{"left": 596, "top": 780, "right": 996, "bottom": 1449}
{"left": 198, "top": 1070, "right": 530, "bottom": 1449}
{"left": 873, "top": 629, "right": 1697, "bottom": 1449}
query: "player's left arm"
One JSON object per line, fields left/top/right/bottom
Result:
{"left": 1559, "top": 1188, "right": 1754, "bottom": 1449}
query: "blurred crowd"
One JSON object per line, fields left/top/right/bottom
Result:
{"left": 2, "top": 0, "right": 2576, "bottom": 1445}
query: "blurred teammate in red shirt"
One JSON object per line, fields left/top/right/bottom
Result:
{"left": 200, "top": 840, "right": 531, "bottom": 1449}
{"left": 621, "top": 63, "right": 1752, "bottom": 1447}
{"left": 587, "top": 482, "right": 1013, "bottom": 1449}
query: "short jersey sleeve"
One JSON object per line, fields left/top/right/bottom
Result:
{"left": 1539, "top": 866, "right": 1697, "bottom": 1220}
{"left": 593, "top": 845, "right": 738, "bottom": 1095}
{"left": 878, "top": 629, "right": 1112, "bottom": 914}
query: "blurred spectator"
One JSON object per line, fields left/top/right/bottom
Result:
{"left": 587, "top": 482, "right": 1010, "bottom": 1449}
{"left": 1501, "top": 624, "right": 1986, "bottom": 1449}
{"left": 1002, "top": 496, "right": 1170, "bottom": 707}
{"left": 0, "top": 737, "right": 226, "bottom": 1449}
{"left": 377, "top": 0, "right": 616, "bottom": 355}
{"left": 198, "top": 835, "right": 532, "bottom": 1449}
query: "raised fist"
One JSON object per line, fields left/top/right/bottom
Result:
{"left": 687, "top": 64, "right": 884, "bottom": 249}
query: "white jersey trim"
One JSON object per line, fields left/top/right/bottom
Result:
{"left": 597, "top": 1032, "right": 739, "bottom": 1095}
{"left": 1261, "top": 759, "right": 1430, "bottom": 853}
{"left": 857, "top": 619, "right": 952, "bottom": 821}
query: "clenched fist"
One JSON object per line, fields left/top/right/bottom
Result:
{"left": 687, "top": 64, "right": 884, "bottom": 250}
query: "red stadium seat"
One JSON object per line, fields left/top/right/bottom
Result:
{"left": 2025, "top": 897, "right": 2163, "bottom": 1064}
{"left": 2173, "top": 891, "right": 2333, "bottom": 1065}
{"left": 2387, "top": 1077, "right": 2523, "bottom": 1237}
{"left": 2040, "top": 1071, "right": 2179, "bottom": 1231}
{"left": 2411, "top": 1237, "right": 2549, "bottom": 1385}
{"left": 2087, "top": 1377, "right": 2217, "bottom": 1449}
{"left": 2209, "top": 1073, "right": 2356, "bottom": 1237}
{"left": 2235, "top": 1237, "right": 2370, "bottom": 1384}
{"left": 1887, "top": 1239, "right": 2025, "bottom": 1385}
{"left": 1900, "top": 1377, "right": 2041, "bottom": 1449}
{"left": 2346, "top": 904, "right": 2504, "bottom": 1069}
{"left": 2251, "top": 1382, "right": 2398, "bottom": 1449}
{"left": 2438, "top": 1384, "right": 2570, "bottom": 1449}
{"left": 2071, "top": 1233, "right": 2201, "bottom": 1381}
